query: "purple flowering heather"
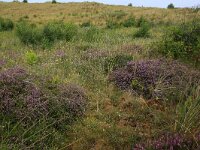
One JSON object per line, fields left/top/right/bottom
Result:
{"left": 82, "top": 48, "right": 108, "bottom": 60}
{"left": 55, "top": 49, "right": 66, "bottom": 59}
{"left": 109, "top": 59, "right": 200, "bottom": 101}
{"left": 133, "top": 132, "right": 200, "bottom": 150}
{"left": 0, "top": 67, "right": 48, "bottom": 120}
{"left": 58, "top": 84, "right": 87, "bottom": 117}
{"left": 0, "top": 59, "right": 6, "bottom": 67}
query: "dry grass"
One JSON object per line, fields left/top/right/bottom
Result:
{"left": 0, "top": 2, "right": 199, "bottom": 25}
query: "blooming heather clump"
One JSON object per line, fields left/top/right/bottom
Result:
{"left": 0, "top": 67, "right": 48, "bottom": 120}
{"left": 55, "top": 49, "right": 66, "bottom": 59}
{"left": 0, "top": 59, "right": 6, "bottom": 67}
{"left": 58, "top": 84, "right": 87, "bottom": 117}
{"left": 109, "top": 59, "right": 200, "bottom": 101}
{"left": 133, "top": 132, "right": 200, "bottom": 150}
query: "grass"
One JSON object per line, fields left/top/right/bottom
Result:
{"left": 0, "top": 2, "right": 200, "bottom": 149}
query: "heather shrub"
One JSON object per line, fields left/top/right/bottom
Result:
{"left": 25, "top": 51, "right": 39, "bottom": 65}
{"left": 109, "top": 59, "right": 200, "bottom": 101}
{"left": 104, "top": 54, "right": 133, "bottom": 73}
{"left": 134, "top": 132, "right": 200, "bottom": 150}
{"left": 0, "top": 17, "right": 14, "bottom": 31}
{"left": 0, "top": 67, "right": 87, "bottom": 148}
{"left": 0, "top": 67, "right": 48, "bottom": 121}
{"left": 57, "top": 84, "right": 87, "bottom": 118}
{"left": 0, "top": 60, "right": 6, "bottom": 69}
{"left": 16, "top": 22, "right": 43, "bottom": 45}
{"left": 0, "top": 67, "right": 87, "bottom": 123}
{"left": 122, "top": 17, "right": 136, "bottom": 27}
{"left": 155, "top": 20, "right": 200, "bottom": 65}
{"left": 133, "top": 22, "right": 150, "bottom": 38}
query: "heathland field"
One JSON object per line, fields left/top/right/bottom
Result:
{"left": 0, "top": 2, "right": 200, "bottom": 149}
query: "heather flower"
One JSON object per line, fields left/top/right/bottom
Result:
{"left": 55, "top": 49, "right": 66, "bottom": 59}
{"left": 58, "top": 84, "right": 87, "bottom": 117}
{"left": 82, "top": 48, "right": 108, "bottom": 60}
{"left": 0, "top": 59, "right": 6, "bottom": 67}
{"left": 109, "top": 59, "right": 200, "bottom": 101}
{"left": 0, "top": 67, "right": 48, "bottom": 121}
{"left": 133, "top": 132, "right": 199, "bottom": 150}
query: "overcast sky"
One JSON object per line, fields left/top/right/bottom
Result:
{"left": 2, "top": 0, "right": 200, "bottom": 8}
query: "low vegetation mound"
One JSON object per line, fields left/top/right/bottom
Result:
{"left": 0, "top": 67, "right": 87, "bottom": 122}
{"left": 0, "top": 17, "right": 14, "bottom": 31}
{"left": 154, "top": 20, "right": 200, "bottom": 66}
{"left": 0, "top": 66, "right": 87, "bottom": 148}
{"left": 134, "top": 132, "right": 200, "bottom": 150}
{"left": 0, "top": 67, "right": 48, "bottom": 120}
{"left": 16, "top": 21, "right": 77, "bottom": 47}
{"left": 109, "top": 59, "right": 200, "bottom": 102}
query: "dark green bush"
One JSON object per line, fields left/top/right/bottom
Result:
{"left": 104, "top": 54, "right": 133, "bottom": 73}
{"left": 52, "top": 0, "right": 56, "bottom": 3}
{"left": 128, "top": 3, "right": 132, "bottom": 7}
{"left": 155, "top": 20, "right": 200, "bottom": 65}
{"left": 136, "top": 16, "right": 148, "bottom": 27}
{"left": 133, "top": 22, "right": 150, "bottom": 38}
{"left": 16, "top": 21, "right": 77, "bottom": 47}
{"left": 109, "top": 10, "right": 127, "bottom": 20}
{"left": 84, "top": 26, "right": 101, "bottom": 42}
{"left": 16, "top": 22, "right": 43, "bottom": 45}
{"left": 106, "top": 20, "right": 121, "bottom": 29}
{"left": 122, "top": 17, "right": 136, "bottom": 27}
{"left": 43, "top": 22, "right": 77, "bottom": 42}
{"left": 167, "top": 3, "right": 175, "bottom": 9}
{"left": 81, "top": 21, "right": 92, "bottom": 27}
{"left": 0, "top": 17, "right": 14, "bottom": 31}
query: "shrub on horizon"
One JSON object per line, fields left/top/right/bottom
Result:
{"left": 52, "top": 0, "right": 56, "bottom": 4}
{"left": 167, "top": 3, "right": 175, "bottom": 9}
{"left": 23, "top": 0, "right": 28, "bottom": 3}
{"left": 128, "top": 3, "right": 132, "bottom": 7}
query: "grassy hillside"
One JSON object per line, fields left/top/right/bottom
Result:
{"left": 0, "top": 2, "right": 200, "bottom": 150}
{"left": 0, "top": 2, "right": 199, "bottom": 25}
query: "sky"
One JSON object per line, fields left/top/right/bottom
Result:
{"left": 2, "top": 0, "right": 200, "bottom": 8}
